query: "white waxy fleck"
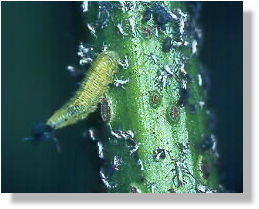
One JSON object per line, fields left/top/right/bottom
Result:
{"left": 164, "top": 65, "right": 175, "bottom": 76}
{"left": 197, "top": 74, "right": 202, "bottom": 86}
{"left": 97, "top": 141, "right": 104, "bottom": 159}
{"left": 119, "top": 1, "right": 127, "bottom": 13}
{"left": 192, "top": 40, "right": 198, "bottom": 55}
{"left": 180, "top": 63, "right": 187, "bottom": 75}
{"left": 129, "top": 18, "right": 137, "bottom": 37}
{"left": 150, "top": 53, "right": 158, "bottom": 64}
{"left": 173, "top": 41, "right": 183, "bottom": 47}
{"left": 182, "top": 79, "right": 188, "bottom": 89}
{"left": 67, "top": 65, "right": 75, "bottom": 73}
{"left": 88, "top": 128, "right": 96, "bottom": 141}
{"left": 126, "top": 130, "right": 134, "bottom": 139}
{"left": 79, "top": 57, "right": 93, "bottom": 65}
{"left": 117, "top": 23, "right": 127, "bottom": 36}
{"left": 199, "top": 101, "right": 205, "bottom": 110}
{"left": 129, "top": 143, "right": 139, "bottom": 155}
{"left": 82, "top": 1, "right": 88, "bottom": 12}
{"left": 154, "top": 27, "right": 159, "bottom": 37}
{"left": 87, "top": 24, "right": 97, "bottom": 38}
{"left": 211, "top": 134, "right": 219, "bottom": 158}
{"left": 111, "top": 130, "right": 122, "bottom": 139}
{"left": 177, "top": 9, "right": 188, "bottom": 40}
{"left": 138, "top": 159, "right": 144, "bottom": 170}
{"left": 114, "top": 77, "right": 129, "bottom": 88}
{"left": 100, "top": 168, "right": 116, "bottom": 189}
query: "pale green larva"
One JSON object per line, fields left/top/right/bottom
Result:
{"left": 46, "top": 51, "right": 119, "bottom": 130}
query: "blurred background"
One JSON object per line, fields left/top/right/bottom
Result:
{"left": 1, "top": 2, "right": 243, "bottom": 193}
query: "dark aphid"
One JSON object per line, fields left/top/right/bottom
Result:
{"left": 22, "top": 122, "right": 60, "bottom": 152}
{"left": 149, "top": 90, "right": 162, "bottom": 108}
{"left": 129, "top": 186, "right": 139, "bottom": 193}
{"left": 96, "top": 2, "right": 114, "bottom": 29}
{"left": 178, "top": 88, "right": 189, "bottom": 107}
{"left": 143, "top": 7, "right": 152, "bottom": 22}
{"left": 151, "top": 2, "right": 173, "bottom": 29}
{"left": 100, "top": 97, "right": 111, "bottom": 122}
{"left": 198, "top": 135, "right": 214, "bottom": 152}
{"left": 165, "top": 152, "right": 195, "bottom": 188}
{"left": 162, "top": 37, "right": 173, "bottom": 52}
{"left": 168, "top": 188, "right": 176, "bottom": 193}
{"left": 143, "top": 28, "right": 152, "bottom": 37}
{"left": 153, "top": 148, "right": 166, "bottom": 161}
{"left": 201, "top": 159, "right": 210, "bottom": 179}
{"left": 168, "top": 106, "right": 180, "bottom": 121}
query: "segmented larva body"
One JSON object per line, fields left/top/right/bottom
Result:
{"left": 46, "top": 51, "right": 119, "bottom": 129}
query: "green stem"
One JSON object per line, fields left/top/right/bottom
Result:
{"left": 83, "top": 1, "right": 219, "bottom": 193}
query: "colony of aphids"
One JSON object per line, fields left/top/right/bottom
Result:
{"left": 79, "top": 1, "right": 220, "bottom": 193}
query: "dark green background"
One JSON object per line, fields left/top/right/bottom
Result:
{"left": 1, "top": 2, "right": 243, "bottom": 193}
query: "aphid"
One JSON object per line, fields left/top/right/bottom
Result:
{"left": 143, "top": 28, "right": 152, "bottom": 37}
{"left": 149, "top": 90, "right": 162, "bottom": 108}
{"left": 196, "top": 185, "right": 215, "bottom": 193}
{"left": 199, "top": 135, "right": 213, "bottom": 152}
{"left": 151, "top": 2, "right": 173, "bottom": 30}
{"left": 201, "top": 159, "right": 210, "bottom": 179}
{"left": 46, "top": 51, "right": 119, "bottom": 130}
{"left": 176, "top": 142, "right": 189, "bottom": 156}
{"left": 198, "top": 134, "right": 218, "bottom": 156}
{"left": 164, "top": 65, "right": 175, "bottom": 77}
{"left": 113, "top": 155, "right": 123, "bottom": 171}
{"left": 96, "top": 2, "right": 114, "bottom": 29}
{"left": 119, "top": 56, "right": 129, "bottom": 69}
{"left": 129, "top": 186, "right": 139, "bottom": 193}
{"left": 176, "top": 8, "right": 188, "bottom": 37}
{"left": 167, "top": 106, "right": 180, "bottom": 122}
{"left": 149, "top": 183, "right": 157, "bottom": 193}
{"left": 114, "top": 77, "right": 129, "bottom": 88}
{"left": 165, "top": 152, "right": 195, "bottom": 188}
{"left": 129, "top": 142, "right": 139, "bottom": 155}
{"left": 178, "top": 88, "right": 189, "bottom": 107}
{"left": 100, "top": 97, "right": 111, "bottom": 122}
{"left": 153, "top": 148, "right": 166, "bottom": 161}
{"left": 77, "top": 43, "right": 95, "bottom": 66}
{"left": 142, "top": 7, "right": 152, "bottom": 22}
{"left": 162, "top": 37, "right": 173, "bottom": 52}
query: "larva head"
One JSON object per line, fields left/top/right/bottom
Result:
{"left": 46, "top": 105, "right": 89, "bottom": 130}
